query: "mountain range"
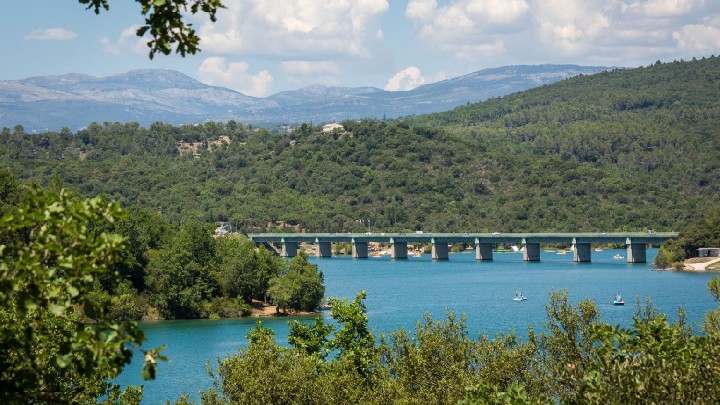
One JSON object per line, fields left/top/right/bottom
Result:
{"left": 0, "top": 64, "right": 611, "bottom": 132}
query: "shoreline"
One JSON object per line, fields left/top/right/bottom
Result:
{"left": 138, "top": 307, "right": 320, "bottom": 322}
{"left": 250, "top": 304, "right": 317, "bottom": 317}
{"left": 138, "top": 303, "right": 320, "bottom": 322}
{"left": 682, "top": 257, "right": 720, "bottom": 272}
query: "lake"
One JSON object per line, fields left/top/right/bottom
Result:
{"left": 116, "top": 248, "right": 718, "bottom": 403}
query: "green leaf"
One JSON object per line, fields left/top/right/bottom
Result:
{"left": 23, "top": 299, "right": 38, "bottom": 311}
{"left": 56, "top": 354, "right": 71, "bottom": 368}
{"left": 49, "top": 303, "right": 65, "bottom": 315}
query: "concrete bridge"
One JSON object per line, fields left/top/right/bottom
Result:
{"left": 248, "top": 232, "right": 678, "bottom": 263}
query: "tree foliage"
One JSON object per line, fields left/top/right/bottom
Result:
{"left": 656, "top": 206, "right": 720, "bottom": 268}
{"left": 78, "top": 0, "right": 225, "bottom": 58}
{"left": 267, "top": 253, "right": 325, "bottom": 313}
{"left": 0, "top": 188, "right": 163, "bottom": 403}
{"left": 214, "top": 236, "right": 281, "bottom": 303}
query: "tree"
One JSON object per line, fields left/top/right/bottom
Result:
{"left": 0, "top": 188, "right": 164, "bottom": 404}
{"left": 656, "top": 206, "right": 720, "bottom": 268}
{"left": 559, "top": 308, "right": 720, "bottom": 404}
{"left": 113, "top": 208, "right": 171, "bottom": 291}
{"left": 539, "top": 289, "right": 600, "bottom": 399}
{"left": 79, "top": 0, "right": 225, "bottom": 58}
{"left": 288, "top": 316, "right": 334, "bottom": 362}
{"left": 267, "top": 253, "right": 325, "bottom": 313}
{"left": 202, "top": 292, "right": 377, "bottom": 405}
{"left": 203, "top": 322, "right": 323, "bottom": 405}
{"left": 326, "top": 291, "right": 376, "bottom": 380}
{"left": 214, "top": 236, "right": 282, "bottom": 302}
{"left": 704, "top": 276, "right": 720, "bottom": 334}
{"left": 145, "top": 220, "right": 218, "bottom": 319}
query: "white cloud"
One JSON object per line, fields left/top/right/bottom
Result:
{"left": 673, "top": 23, "right": 720, "bottom": 53}
{"left": 407, "top": 0, "right": 530, "bottom": 33}
{"left": 406, "top": 0, "right": 437, "bottom": 21}
{"left": 405, "top": 0, "right": 529, "bottom": 63}
{"left": 405, "top": 0, "right": 720, "bottom": 69}
{"left": 530, "top": 0, "right": 719, "bottom": 59}
{"left": 100, "top": 25, "right": 148, "bottom": 55}
{"left": 640, "top": 0, "right": 702, "bottom": 18}
{"left": 24, "top": 28, "right": 77, "bottom": 41}
{"left": 533, "top": 0, "right": 611, "bottom": 55}
{"left": 385, "top": 66, "right": 426, "bottom": 91}
{"left": 197, "top": 57, "right": 274, "bottom": 97}
{"left": 198, "top": 0, "right": 389, "bottom": 59}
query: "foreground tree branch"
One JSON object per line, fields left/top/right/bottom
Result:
{"left": 78, "top": 0, "right": 225, "bottom": 58}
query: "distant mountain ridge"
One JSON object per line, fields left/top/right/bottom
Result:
{"left": 0, "top": 65, "right": 612, "bottom": 132}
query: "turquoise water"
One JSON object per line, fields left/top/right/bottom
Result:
{"left": 117, "top": 249, "right": 719, "bottom": 403}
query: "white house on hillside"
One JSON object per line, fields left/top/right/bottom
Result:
{"left": 322, "top": 123, "right": 344, "bottom": 133}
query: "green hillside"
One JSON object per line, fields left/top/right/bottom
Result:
{"left": 2, "top": 56, "right": 719, "bottom": 232}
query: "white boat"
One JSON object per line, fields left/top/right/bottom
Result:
{"left": 613, "top": 299, "right": 625, "bottom": 306}
{"left": 513, "top": 296, "right": 527, "bottom": 301}
{"left": 613, "top": 254, "right": 624, "bottom": 259}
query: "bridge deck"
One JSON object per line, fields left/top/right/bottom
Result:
{"left": 248, "top": 232, "right": 677, "bottom": 244}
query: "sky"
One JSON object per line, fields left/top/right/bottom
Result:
{"left": 2, "top": 0, "right": 719, "bottom": 97}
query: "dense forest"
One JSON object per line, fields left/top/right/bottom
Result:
{"left": 2, "top": 56, "right": 720, "bottom": 233}
{"left": 0, "top": 171, "right": 325, "bottom": 322}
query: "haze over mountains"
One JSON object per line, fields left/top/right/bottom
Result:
{"left": 0, "top": 64, "right": 611, "bottom": 132}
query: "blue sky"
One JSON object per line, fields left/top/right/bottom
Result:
{"left": 2, "top": 0, "right": 719, "bottom": 97}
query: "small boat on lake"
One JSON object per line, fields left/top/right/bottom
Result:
{"left": 613, "top": 254, "right": 624, "bottom": 259}
{"left": 613, "top": 294, "right": 624, "bottom": 305}
{"left": 513, "top": 290, "right": 526, "bottom": 301}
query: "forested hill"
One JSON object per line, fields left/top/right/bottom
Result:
{"left": 1, "top": 56, "right": 719, "bottom": 233}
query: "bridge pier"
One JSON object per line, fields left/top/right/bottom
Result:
{"left": 391, "top": 241, "right": 408, "bottom": 259}
{"left": 432, "top": 241, "right": 449, "bottom": 260}
{"left": 627, "top": 243, "right": 647, "bottom": 263}
{"left": 573, "top": 243, "right": 591, "bottom": 262}
{"left": 476, "top": 242, "right": 493, "bottom": 261}
{"left": 281, "top": 241, "right": 298, "bottom": 258}
{"left": 523, "top": 243, "right": 540, "bottom": 261}
{"left": 259, "top": 241, "right": 280, "bottom": 256}
{"left": 316, "top": 241, "right": 332, "bottom": 258}
{"left": 352, "top": 241, "right": 368, "bottom": 258}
